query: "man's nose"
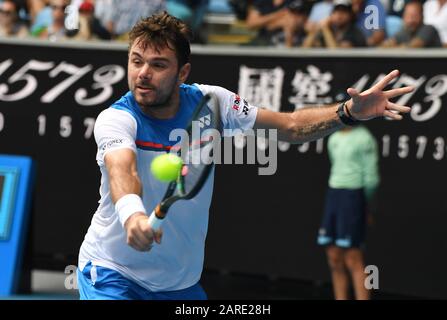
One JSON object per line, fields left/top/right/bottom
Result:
{"left": 138, "top": 64, "right": 152, "bottom": 80}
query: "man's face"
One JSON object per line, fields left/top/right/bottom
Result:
{"left": 50, "top": 0, "right": 68, "bottom": 23}
{"left": 0, "top": 2, "right": 17, "bottom": 27}
{"left": 128, "top": 39, "right": 181, "bottom": 109}
{"left": 403, "top": 4, "right": 422, "bottom": 33}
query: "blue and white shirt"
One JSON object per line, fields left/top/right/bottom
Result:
{"left": 78, "top": 84, "right": 258, "bottom": 292}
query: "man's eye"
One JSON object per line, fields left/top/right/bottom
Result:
{"left": 153, "top": 63, "right": 166, "bottom": 69}
{"left": 133, "top": 60, "right": 142, "bottom": 65}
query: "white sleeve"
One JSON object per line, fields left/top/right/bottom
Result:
{"left": 94, "top": 108, "right": 137, "bottom": 166}
{"left": 195, "top": 84, "right": 258, "bottom": 136}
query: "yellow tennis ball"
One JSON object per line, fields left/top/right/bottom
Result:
{"left": 150, "top": 153, "right": 183, "bottom": 182}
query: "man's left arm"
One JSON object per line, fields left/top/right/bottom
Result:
{"left": 254, "top": 103, "right": 343, "bottom": 143}
{"left": 254, "top": 70, "right": 414, "bottom": 143}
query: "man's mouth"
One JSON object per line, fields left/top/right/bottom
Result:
{"left": 136, "top": 85, "right": 155, "bottom": 93}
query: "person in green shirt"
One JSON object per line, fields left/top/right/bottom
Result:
{"left": 317, "top": 125, "right": 379, "bottom": 300}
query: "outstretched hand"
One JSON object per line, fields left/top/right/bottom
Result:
{"left": 346, "top": 70, "right": 414, "bottom": 121}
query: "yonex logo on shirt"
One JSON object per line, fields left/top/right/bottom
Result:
{"left": 102, "top": 139, "right": 124, "bottom": 150}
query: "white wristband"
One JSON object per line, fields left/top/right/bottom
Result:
{"left": 115, "top": 194, "right": 146, "bottom": 227}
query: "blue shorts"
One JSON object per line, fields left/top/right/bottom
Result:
{"left": 77, "top": 261, "right": 207, "bottom": 300}
{"left": 317, "top": 188, "right": 367, "bottom": 249}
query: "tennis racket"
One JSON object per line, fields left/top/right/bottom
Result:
{"left": 147, "top": 93, "right": 222, "bottom": 232}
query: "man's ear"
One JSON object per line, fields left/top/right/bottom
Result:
{"left": 178, "top": 63, "right": 191, "bottom": 84}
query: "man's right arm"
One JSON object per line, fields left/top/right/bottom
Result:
{"left": 105, "top": 148, "right": 141, "bottom": 204}
{"left": 94, "top": 108, "right": 161, "bottom": 251}
{"left": 104, "top": 149, "right": 161, "bottom": 251}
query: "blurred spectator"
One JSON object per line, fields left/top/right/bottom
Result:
{"left": 167, "top": 0, "right": 209, "bottom": 38}
{"left": 423, "top": 0, "right": 447, "bottom": 47}
{"left": 72, "top": 0, "right": 112, "bottom": 40}
{"left": 30, "top": 0, "right": 52, "bottom": 36}
{"left": 36, "top": 0, "right": 69, "bottom": 41}
{"left": 245, "top": 0, "right": 291, "bottom": 45}
{"left": 72, "top": 0, "right": 91, "bottom": 40}
{"left": 382, "top": 0, "right": 442, "bottom": 47}
{"left": 94, "top": 0, "right": 113, "bottom": 35}
{"left": 303, "top": 0, "right": 366, "bottom": 47}
{"left": 307, "top": 0, "right": 333, "bottom": 29}
{"left": 305, "top": 0, "right": 390, "bottom": 43}
{"left": 279, "top": 0, "right": 310, "bottom": 46}
{"left": 0, "top": 0, "right": 29, "bottom": 37}
{"left": 381, "top": 0, "right": 408, "bottom": 38}
{"left": 387, "top": 0, "right": 411, "bottom": 16}
{"left": 12, "top": 0, "right": 30, "bottom": 24}
{"left": 28, "top": 0, "right": 48, "bottom": 22}
{"left": 352, "top": 0, "right": 387, "bottom": 46}
{"left": 106, "top": 0, "right": 165, "bottom": 40}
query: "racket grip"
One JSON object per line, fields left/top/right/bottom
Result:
{"left": 148, "top": 209, "right": 163, "bottom": 231}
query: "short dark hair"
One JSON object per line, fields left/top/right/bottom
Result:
{"left": 128, "top": 12, "right": 193, "bottom": 67}
{"left": 405, "top": 0, "right": 423, "bottom": 11}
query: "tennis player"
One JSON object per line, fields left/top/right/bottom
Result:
{"left": 77, "top": 12, "right": 414, "bottom": 300}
